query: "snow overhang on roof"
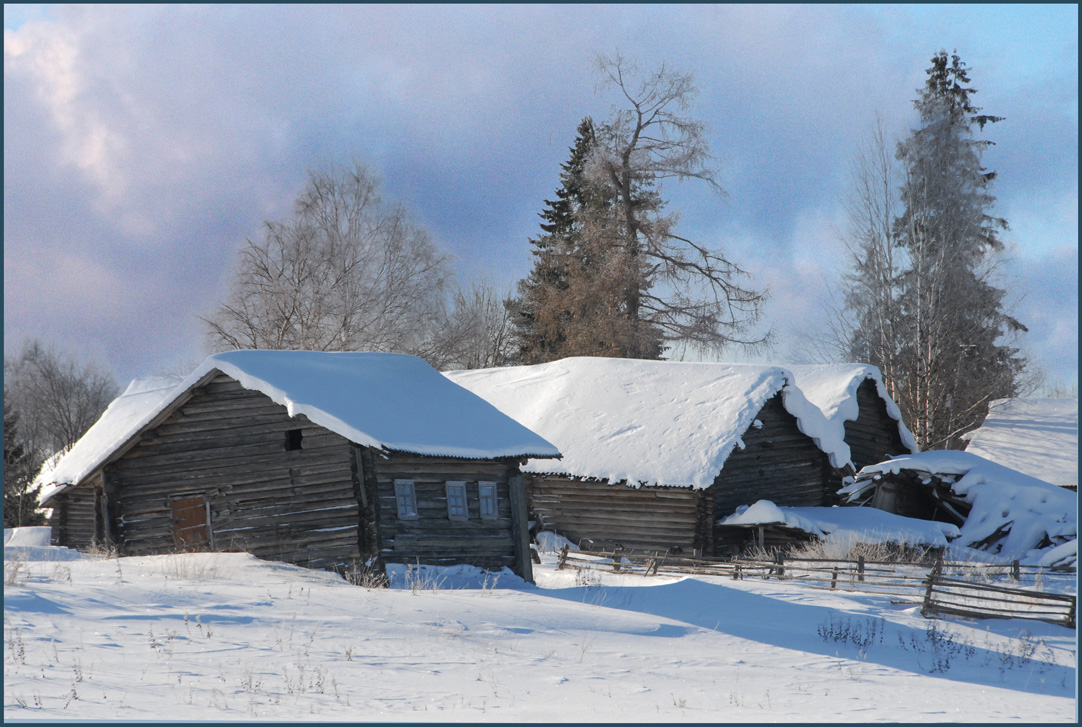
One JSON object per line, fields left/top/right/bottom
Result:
{"left": 39, "top": 351, "right": 560, "bottom": 505}
{"left": 446, "top": 357, "right": 851, "bottom": 490}
{"left": 786, "top": 363, "right": 918, "bottom": 454}
{"left": 37, "top": 376, "right": 182, "bottom": 505}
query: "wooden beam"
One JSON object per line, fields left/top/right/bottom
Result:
{"left": 508, "top": 474, "right": 533, "bottom": 584}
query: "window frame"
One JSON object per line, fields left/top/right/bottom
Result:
{"left": 444, "top": 481, "right": 469, "bottom": 520}
{"left": 478, "top": 481, "right": 499, "bottom": 520}
{"left": 394, "top": 479, "right": 419, "bottom": 520}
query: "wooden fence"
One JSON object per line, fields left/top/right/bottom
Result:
{"left": 554, "top": 545, "right": 1077, "bottom": 628}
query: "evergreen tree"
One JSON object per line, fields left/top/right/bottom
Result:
{"left": 507, "top": 117, "right": 596, "bottom": 363}
{"left": 844, "top": 51, "right": 1026, "bottom": 450}
{"left": 509, "top": 117, "right": 663, "bottom": 362}
{"left": 4, "top": 396, "right": 45, "bottom": 528}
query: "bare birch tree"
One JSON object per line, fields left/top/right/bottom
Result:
{"left": 203, "top": 162, "right": 450, "bottom": 357}
{"left": 839, "top": 116, "right": 903, "bottom": 390}
{"left": 3, "top": 340, "right": 120, "bottom": 463}
{"left": 423, "top": 279, "right": 517, "bottom": 371}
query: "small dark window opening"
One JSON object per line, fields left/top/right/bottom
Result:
{"left": 285, "top": 429, "right": 303, "bottom": 451}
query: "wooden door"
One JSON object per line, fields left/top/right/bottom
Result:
{"left": 171, "top": 495, "right": 210, "bottom": 552}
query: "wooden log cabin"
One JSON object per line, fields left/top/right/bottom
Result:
{"left": 446, "top": 357, "right": 853, "bottom": 557}
{"left": 786, "top": 364, "right": 918, "bottom": 472}
{"left": 37, "top": 351, "right": 561, "bottom": 582}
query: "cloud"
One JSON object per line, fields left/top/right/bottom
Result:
{"left": 3, "top": 5, "right": 1076, "bottom": 387}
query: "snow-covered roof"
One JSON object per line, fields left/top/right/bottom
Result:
{"left": 843, "top": 450, "right": 1077, "bottom": 565}
{"left": 962, "top": 397, "right": 1077, "bottom": 489}
{"left": 36, "top": 376, "right": 182, "bottom": 504}
{"left": 719, "top": 500, "right": 959, "bottom": 548}
{"left": 445, "top": 357, "right": 851, "bottom": 489}
{"left": 786, "top": 364, "right": 918, "bottom": 454}
{"left": 39, "top": 351, "right": 560, "bottom": 504}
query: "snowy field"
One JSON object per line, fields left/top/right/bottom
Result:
{"left": 4, "top": 543, "right": 1077, "bottom": 723}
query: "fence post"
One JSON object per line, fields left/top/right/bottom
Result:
{"left": 1011, "top": 560, "right": 1020, "bottom": 581}
{"left": 612, "top": 548, "right": 622, "bottom": 573}
{"left": 831, "top": 567, "right": 838, "bottom": 590}
{"left": 921, "top": 552, "right": 943, "bottom": 618}
{"left": 557, "top": 544, "right": 569, "bottom": 570}
{"left": 775, "top": 551, "right": 785, "bottom": 578}
{"left": 858, "top": 555, "right": 865, "bottom": 583}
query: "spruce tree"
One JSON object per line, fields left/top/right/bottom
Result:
{"left": 846, "top": 51, "right": 1027, "bottom": 450}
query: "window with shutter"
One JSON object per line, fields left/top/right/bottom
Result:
{"left": 394, "top": 480, "right": 418, "bottom": 519}
{"left": 478, "top": 482, "right": 498, "bottom": 519}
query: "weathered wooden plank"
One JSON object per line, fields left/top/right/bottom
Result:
{"left": 508, "top": 474, "right": 532, "bottom": 582}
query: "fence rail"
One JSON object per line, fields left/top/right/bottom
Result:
{"left": 554, "top": 545, "right": 1076, "bottom": 628}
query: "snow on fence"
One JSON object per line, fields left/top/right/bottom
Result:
{"left": 555, "top": 545, "right": 1077, "bottom": 628}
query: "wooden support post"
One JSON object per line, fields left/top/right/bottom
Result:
{"left": 508, "top": 474, "right": 533, "bottom": 584}
{"left": 1010, "top": 560, "right": 1020, "bottom": 581}
{"left": 775, "top": 551, "right": 785, "bottom": 578}
{"left": 100, "top": 467, "right": 121, "bottom": 549}
{"left": 858, "top": 555, "right": 865, "bottom": 582}
{"left": 831, "top": 567, "right": 839, "bottom": 589}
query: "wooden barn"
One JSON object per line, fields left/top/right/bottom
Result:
{"left": 37, "top": 351, "right": 560, "bottom": 581}
{"left": 446, "top": 357, "right": 852, "bottom": 556}
{"left": 786, "top": 364, "right": 918, "bottom": 472}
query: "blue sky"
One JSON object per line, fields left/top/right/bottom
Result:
{"left": 4, "top": 4, "right": 1077, "bottom": 389}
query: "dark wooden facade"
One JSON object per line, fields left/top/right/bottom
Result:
{"left": 711, "top": 395, "right": 838, "bottom": 519}
{"left": 843, "top": 379, "right": 911, "bottom": 470}
{"left": 48, "top": 372, "right": 533, "bottom": 580}
{"left": 526, "top": 393, "right": 842, "bottom": 557}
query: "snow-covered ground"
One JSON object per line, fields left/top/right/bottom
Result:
{"left": 963, "top": 397, "right": 1078, "bottom": 490}
{"left": 4, "top": 541, "right": 1076, "bottom": 722}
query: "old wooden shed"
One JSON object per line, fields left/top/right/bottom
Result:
{"left": 446, "top": 357, "right": 852, "bottom": 556}
{"left": 786, "top": 364, "right": 918, "bottom": 472}
{"left": 840, "top": 450, "right": 1077, "bottom": 566}
{"left": 38, "top": 351, "right": 560, "bottom": 581}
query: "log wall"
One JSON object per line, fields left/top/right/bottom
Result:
{"left": 109, "top": 374, "right": 363, "bottom": 571}
{"left": 371, "top": 453, "right": 523, "bottom": 574}
{"left": 712, "top": 394, "right": 836, "bottom": 523}
{"left": 526, "top": 475, "right": 704, "bottom": 554}
{"left": 844, "top": 380, "right": 909, "bottom": 470}
{"left": 48, "top": 475, "right": 102, "bottom": 549}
